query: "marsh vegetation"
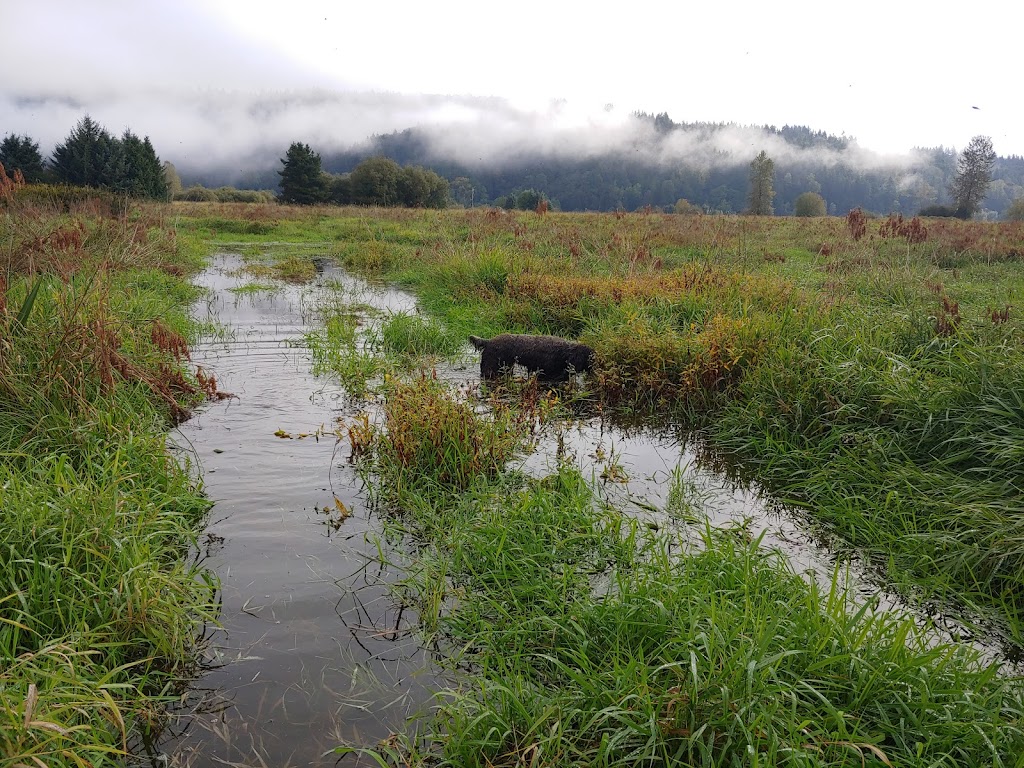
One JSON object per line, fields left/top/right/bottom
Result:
{"left": 5, "top": 197, "right": 1024, "bottom": 766}
{"left": 1, "top": 198, "right": 217, "bottom": 764}
{"left": 174, "top": 203, "right": 1024, "bottom": 766}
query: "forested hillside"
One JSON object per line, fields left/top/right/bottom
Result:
{"left": 313, "top": 116, "right": 1024, "bottom": 216}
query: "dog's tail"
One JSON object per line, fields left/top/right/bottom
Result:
{"left": 468, "top": 335, "right": 488, "bottom": 350}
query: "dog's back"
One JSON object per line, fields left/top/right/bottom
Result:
{"left": 470, "top": 333, "right": 594, "bottom": 379}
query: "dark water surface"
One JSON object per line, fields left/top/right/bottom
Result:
{"left": 162, "top": 253, "right": 1006, "bottom": 767}
{"left": 165, "top": 254, "right": 432, "bottom": 766}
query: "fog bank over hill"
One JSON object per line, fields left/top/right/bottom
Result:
{"left": 3, "top": 88, "right": 930, "bottom": 182}
{"left": 5, "top": 86, "right": 1022, "bottom": 216}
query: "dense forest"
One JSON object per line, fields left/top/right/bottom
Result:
{"left": 222, "top": 115, "right": 1023, "bottom": 217}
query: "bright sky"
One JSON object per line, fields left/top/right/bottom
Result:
{"left": 2, "top": 0, "right": 1019, "bottom": 174}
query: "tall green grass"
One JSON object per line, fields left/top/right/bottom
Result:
{"left": 715, "top": 307, "right": 1024, "bottom": 640}
{"left": 1, "top": 201, "right": 217, "bottom": 765}
{"left": 366, "top": 373, "right": 535, "bottom": 497}
{"left": 375, "top": 311, "right": 463, "bottom": 360}
{"left": 346, "top": 383, "right": 1024, "bottom": 767}
{"left": 166, "top": 205, "right": 1024, "bottom": 763}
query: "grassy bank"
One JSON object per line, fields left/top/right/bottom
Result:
{"left": 334, "top": 374, "right": 1024, "bottom": 766}
{"left": 173, "top": 203, "right": 1024, "bottom": 639}
{"left": 1, "top": 196, "right": 217, "bottom": 764}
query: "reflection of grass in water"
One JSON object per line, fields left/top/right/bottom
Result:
{"left": 271, "top": 254, "right": 318, "bottom": 282}
{"left": 229, "top": 250, "right": 320, "bottom": 283}
{"left": 664, "top": 463, "right": 704, "bottom": 523}
{"left": 166, "top": 545, "right": 435, "bottom": 768}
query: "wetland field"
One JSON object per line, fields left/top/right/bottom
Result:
{"left": 4, "top": 197, "right": 1024, "bottom": 766}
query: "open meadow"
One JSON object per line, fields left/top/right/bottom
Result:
{"left": 176, "top": 202, "right": 1024, "bottom": 636}
{"left": 4, "top": 194, "right": 1024, "bottom": 766}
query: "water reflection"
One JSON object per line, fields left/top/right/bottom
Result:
{"left": 165, "top": 254, "right": 438, "bottom": 766}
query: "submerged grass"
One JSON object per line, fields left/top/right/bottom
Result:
{"left": 1, "top": 199, "right": 217, "bottom": 765}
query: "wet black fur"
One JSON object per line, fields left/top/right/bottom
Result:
{"left": 469, "top": 334, "right": 595, "bottom": 380}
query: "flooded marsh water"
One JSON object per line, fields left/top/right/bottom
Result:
{"left": 162, "top": 251, "right": 1011, "bottom": 766}
{"left": 165, "top": 254, "right": 434, "bottom": 766}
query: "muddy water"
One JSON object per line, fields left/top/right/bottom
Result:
{"left": 163, "top": 253, "right": 998, "bottom": 766}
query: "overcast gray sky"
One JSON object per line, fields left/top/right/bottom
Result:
{"left": 2, "top": 0, "right": 1018, "bottom": 175}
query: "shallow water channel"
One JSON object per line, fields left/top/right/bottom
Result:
{"left": 163, "top": 252, "right": 988, "bottom": 766}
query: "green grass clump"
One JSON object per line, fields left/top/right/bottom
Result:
{"left": 366, "top": 373, "right": 534, "bottom": 495}
{"left": 715, "top": 312, "right": 1024, "bottom": 634}
{"left": 438, "top": 527, "right": 1024, "bottom": 766}
{"left": 375, "top": 311, "right": 463, "bottom": 360}
{"left": 306, "top": 309, "right": 384, "bottom": 399}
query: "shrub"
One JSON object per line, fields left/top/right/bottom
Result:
{"left": 175, "top": 185, "right": 218, "bottom": 202}
{"left": 793, "top": 191, "right": 827, "bottom": 217}
{"left": 919, "top": 204, "right": 960, "bottom": 218}
{"left": 369, "top": 373, "right": 532, "bottom": 493}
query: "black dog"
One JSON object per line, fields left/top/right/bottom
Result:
{"left": 469, "top": 334, "right": 595, "bottom": 380}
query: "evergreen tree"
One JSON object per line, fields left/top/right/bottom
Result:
{"left": 52, "top": 115, "right": 115, "bottom": 187}
{"left": 0, "top": 133, "right": 46, "bottom": 182}
{"left": 102, "top": 138, "right": 130, "bottom": 193}
{"left": 278, "top": 142, "right": 328, "bottom": 204}
{"left": 136, "top": 136, "right": 169, "bottom": 199}
{"left": 949, "top": 135, "right": 996, "bottom": 218}
{"left": 747, "top": 150, "right": 775, "bottom": 215}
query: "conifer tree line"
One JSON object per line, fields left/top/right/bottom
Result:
{"left": 1, "top": 115, "right": 168, "bottom": 200}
